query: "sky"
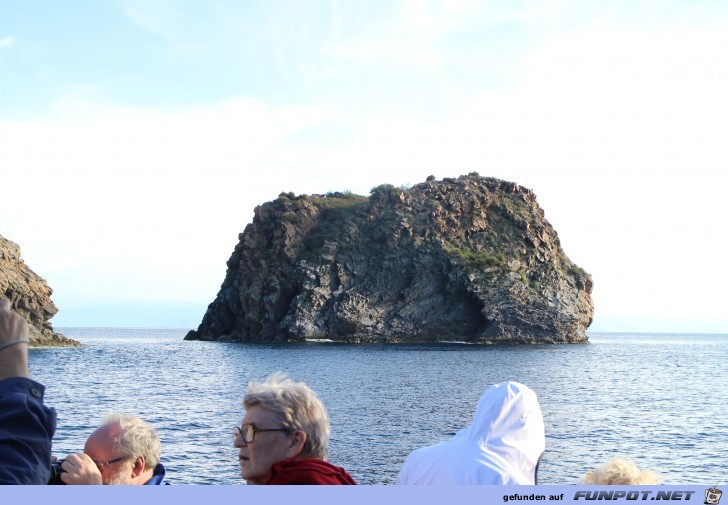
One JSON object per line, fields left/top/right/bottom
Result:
{"left": 1, "top": 0, "right": 727, "bottom": 333}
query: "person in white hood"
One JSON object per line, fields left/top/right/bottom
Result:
{"left": 396, "top": 381, "right": 545, "bottom": 485}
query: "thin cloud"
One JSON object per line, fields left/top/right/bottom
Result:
{"left": 116, "top": 0, "right": 182, "bottom": 38}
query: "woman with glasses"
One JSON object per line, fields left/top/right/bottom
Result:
{"left": 233, "top": 372, "right": 355, "bottom": 485}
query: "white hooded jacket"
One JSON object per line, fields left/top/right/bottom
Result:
{"left": 396, "top": 381, "right": 545, "bottom": 485}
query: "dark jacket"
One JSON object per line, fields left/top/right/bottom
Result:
{"left": 0, "top": 377, "right": 57, "bottom": 485}
{"left": 145, "top": 463, "right": 168, "bottom": 485}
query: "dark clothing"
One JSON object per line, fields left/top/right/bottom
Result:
{"left": 145, "top": 463, "right": 168, "bottom": 485}
{"left": 0, "top": 377, "right": 56, "bottom": 485}
{"left": 266, "top": 458, "right": 356, "bottom": 485}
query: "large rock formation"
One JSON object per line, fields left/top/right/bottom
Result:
{"left": 0, "top": 234, "right": 80, "bottom": 347}
{"left": 186, "top": 174, "right": 594, "bottom": 344}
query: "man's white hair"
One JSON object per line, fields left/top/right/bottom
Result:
{"left": 103, "top": 412, "right": 161, "bottom": 469}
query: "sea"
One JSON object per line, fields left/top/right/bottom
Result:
{"left": 27, "top": 329, "right": 727, "bottom": 486}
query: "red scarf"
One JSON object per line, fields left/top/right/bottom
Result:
{"left": 266, "top": 458, "right": 357, "bottom": 485}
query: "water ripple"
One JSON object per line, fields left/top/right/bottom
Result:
{"left": 27, "top": 329, "right": 728, "bottom": 485}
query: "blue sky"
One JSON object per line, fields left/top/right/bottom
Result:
{"left": 1, "top": 0, "right": 727, "bottom": 332}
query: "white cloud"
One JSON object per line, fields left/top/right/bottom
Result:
{"left": 3, "top": 79, "right": 727, "bottom": 331}
{"left": 519, "top": 24, "right": 728, "bottom": 99}
{"left": 0, "top": 96, "right": 338, "bottom": 312}
{"left": 3, "top": 0, "right": 728, "bottom": 330}
{"left": 0, "top": 36, "right": 16, "bottom": 48}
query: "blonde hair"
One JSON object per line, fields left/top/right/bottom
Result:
{"left": 244, "top": 372, "right": 330, "bottom": 460}
{"left": 580, "top": 457, "right": 662, "bottom": 485}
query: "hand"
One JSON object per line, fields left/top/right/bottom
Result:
{"left": 60, "top": 453, "right": 103, "bottom": 485}
{"left": 0, "top": 297, "right": 29, "bottom": 380}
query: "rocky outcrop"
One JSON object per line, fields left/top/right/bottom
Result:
{"left": 186, "top": 174, "right": 594, "bottom": 344}
{"left": 0, "top": 234, "right": 80, "bottom": 347}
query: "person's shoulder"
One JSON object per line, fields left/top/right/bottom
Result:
{"left": 0, "top": 377, "right": 46, "bottom": 397}
{"left": 144, "top": 463, "right": 167, "bottom": 485}
{"left": 268, "top": 458, "right": 356, "bottom": 485}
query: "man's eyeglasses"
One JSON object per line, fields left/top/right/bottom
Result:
{"left": 93, "top": 456, "right": 128, "bottom": 471}
{"left": 233, "top": 424, "right": 291, "bottom": 443}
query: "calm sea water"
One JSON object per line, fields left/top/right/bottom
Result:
{"left": 28, "top": 329, "right": 727, "bottom": 485}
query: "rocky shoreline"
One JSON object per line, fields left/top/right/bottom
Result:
{"left": 0, "top": 234, "right": 81, "bottom": 347}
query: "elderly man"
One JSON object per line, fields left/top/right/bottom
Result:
{"left": 234, "top": 372, "right": 356, "bottom": 485}
{"left": 0, "top": 298, "right": 56, "bottom": 485}
{"left": 397, "top": 381, "right": 545, "bottom": 485}
{"left": 60, "top": 413, "right": 166, "bottom": 485}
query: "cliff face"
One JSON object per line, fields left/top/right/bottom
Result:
{"left": 186, "top": 175, "right": 594, "bottom": 344}
{"left": 0, "top": 234, "right": 81, "bottom": 347}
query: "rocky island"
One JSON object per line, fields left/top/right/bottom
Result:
{"left": 0, "top": 234, "right": 80, "bottom": 347}
{"left": 186, "top": 174, "right": 593, "bottom": 344}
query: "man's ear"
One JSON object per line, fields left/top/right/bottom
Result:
{"left": 287, "top": 430, "right": 307, "bottom": 459}
{"left": 132, "top": 456, "right": 146, "bottom": 478}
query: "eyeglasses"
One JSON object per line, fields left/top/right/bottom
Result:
{"left": 93, "top": 456, "right": 128, "bottom": 471}
{"left": 233, "top": 424, "right": 291, "bottom": 443}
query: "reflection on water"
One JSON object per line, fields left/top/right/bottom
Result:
{"left": 28, "top": 329, "right": 728, "bottom": 485}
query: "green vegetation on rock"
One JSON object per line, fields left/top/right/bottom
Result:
{"left": 446, "top": 246, "right": 505, "bottom": 269}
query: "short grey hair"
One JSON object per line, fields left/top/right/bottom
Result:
{"left": 243, "top": 372, "right": 330, "bottom": 460}
{"left": 103, "top": 413, "right": 161, "bottom": 469}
